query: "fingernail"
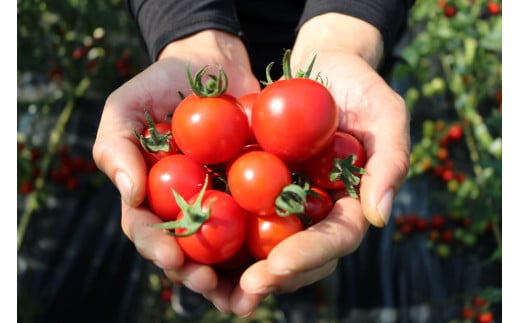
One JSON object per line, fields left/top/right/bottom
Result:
{"left": 115, "top": 171, "right": 134, "bottom": 205}
{"left": 377, "top": 189, "right": 394, "bottom": 225}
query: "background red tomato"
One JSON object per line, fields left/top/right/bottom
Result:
{"left": 146, "top": 154, "right": 210, "bottom": 221}
{"left": 252, "top": 78, "right": 338, "bottom": 162}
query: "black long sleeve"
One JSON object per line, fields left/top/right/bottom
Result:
{"left": 127, "top": 0, "right": 415, "bottom": 77}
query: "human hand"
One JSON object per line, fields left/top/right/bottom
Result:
{"left": 91, "top": 30, "right": 261, "bottom": 312}
{"left": 202, "top": 13, "right": 411, "bottom": 316}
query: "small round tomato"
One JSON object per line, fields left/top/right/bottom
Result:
{"left": 303, "top": 186, "right": 333, "bottom": 227}
{"left": 227, "top": 150, "right": 292, "bottom": 215}
{"left": 171, "top": 66, "right": 249, "bottom": 165}
{"left": 246, "top": 212, "right": 304, "bottom": 260}
{"left": 174, "top": 189, "right": 246, "bottom": 265}
{"left": 252, "top": 78, "right": 338, "bottom": 162}
{"left": 476, "top": 311, "right": 494, "bottom": 323}
{"left": 302, "top": 131, "right": 366, "bottom": 197}
{"left": 224, "top": 143, "right": 263, "bottom": 175}
{"left": 135, "top": 111, "right": 177, "bottom": 169}
{"left": 237, "top": 92, "right": 259, "bottom": 144}
{"left": 146, "top": 154, "right": 210, "bottom": 221}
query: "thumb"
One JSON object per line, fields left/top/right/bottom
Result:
{"left": 358, "top": 105, "right": 410, "bottom": 227}
{"left": 92, "top": 99, "right": 148, "bottom": 208}
{"left": 359, "top": 146, "right": 410, "bottom": 227}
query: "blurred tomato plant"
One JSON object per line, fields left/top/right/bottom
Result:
{"left": 17, "top": 0, "right": 147, "bottom": 250}
{"left": 391, "top": 0, "right": 501, "bottom": 320}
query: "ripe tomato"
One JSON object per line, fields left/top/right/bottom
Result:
{"left": 476, "top": 311, "right": 494, "bottom": 323}
{"left": 171, "top": 65, "right": 249, "bottom": 166}
{"left": 444, "top": 5, "right": 457, "bottom": 17}
{"left": 136, "top": 112, "right": 178, "bottom": 169}
{"left": 227, "top": 150, "right": 292, "bottom": 215}
{"left": 486, "top": 2, "right": 501, "bottom": 15}
{"left": 146, "top": 154, "right": 210, "bottom": 221}
{"left": 446, "top": 123, "right": 463, "bottom": 142}
{"left": 237, "top": 92, "right": 259, "bottom": 144}
{"left": 246, "top": 212, "right": 304, "bottom": 260}
{"left": 302, "top": 131, "right": 366, "bottom": 197}
{"left": 303, "top": 186, "right": 333, "bottom": 227}
{"left": 224, "top": 143, "right": 263, "bottom": 175}
{"left": 171, "top": 92, "right": 249, "bottom": 165}
{"left": 461, "top": 307, "right": 476, "bottom": 319}
{"left": 252, "top": 77, "right": 338, "bottom": 162}
{"left": 174, "top": 188, "right": 246, "bottom": 265}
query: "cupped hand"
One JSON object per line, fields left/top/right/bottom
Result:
{"left": 202, "top": 51, "right": 410, "bottom": 317}
{"left": 204, "top": 16, "right": 411, "bottom": 316}
{"left": 91, "top": 30, "right": 261, "bottom": 310}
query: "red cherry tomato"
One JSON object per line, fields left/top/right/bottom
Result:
{"left": 146, "top": 154, "right": 210, "bottom": 221}
{"left": 135, "top": 111, "right": 177, "bottom": 169}
{"left": 227, "top": 150, "right": 292, "bottom": 216}
{"left": 252, "top": 77, "right": 338, "bottom": 162}
{"left": 171, "top": 93, "right": 249, "bottom": 165}
{"left": 246, "top": 212, "right": 304, "bottom": 260}
{"left": 302, "top": 131, "right": 366, "bottom": 194}
{"left": 174, "top": 189, "right": 246, "bottom": 265}
{"left": 303, "top": 186, "right": 333, "bottom": 226}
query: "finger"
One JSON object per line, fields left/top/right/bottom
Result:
{"left": 358, "top": 91, "right": 411, "bottom": 227}
{"left": 92, "top": 88, "right": 149, "bottom": 208}
{"left": 92, "top": 65, "right": 184, "bottom": 207}
{"left": 202, "top": 274, "right": 236, "bottom": 314}
{"left": 163, "top": 261, "right": 218, "bottom": 294}
{"left": 265, "top": 197, "right": 369, "bottom": 276}
{"left": 240, "top": 259, "right": 337, "bottom": 295}
{"left": 121, "top": 202, "right": 185, "bottom": 269}
{"left": 229, "top": 286, "right": 268, "bottom": 317}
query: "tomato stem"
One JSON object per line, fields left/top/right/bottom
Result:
{"left": 330, "top": 154, "right": 367, "bottom": 199}
{"left": 150, "top": 175, "right": 211, "bottom": 237}
{"left": 134, "top": 110, "right": 172, "bottom": 153}
{"left": 262, "top": 49, "right": 319, "bottom": 86}
{"left": 275, "top": 183, "right": 311, "bottom": 225}
{"left": 186, "top": 64, "right": 228, "bottom": 97}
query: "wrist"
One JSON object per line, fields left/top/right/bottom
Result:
{"left": 293, "top": 13, "right": 384, "bottom": 69}
{"left": 158, "top": 30, "right": 250, "bottom": 66}
{"left": 156, "top": 29, "right": 259, "bottom": 97}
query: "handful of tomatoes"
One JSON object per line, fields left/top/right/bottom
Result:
{"left": 135, "top": 50, "right": 367, "bottom": 270}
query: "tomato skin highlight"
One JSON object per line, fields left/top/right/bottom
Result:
{"left": 172, "top": 93, "right": 249, "bottom": 165}
{"left": 146, "top": 154, "right": 211, "bottom": 221}
{"left": 252, "top": 78, "right": 338, "bottom": 162}
{"left": 302, "top": 131, "right": 366, "bottom": 190}
{"left": 246, "top": 212, "right": 304, "bottom": 260}
{"left": 175, "top": 189, "right": 246, "bottom": 265}
{"left": 227, "top": 150, "right": 292, "bottom": 216}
